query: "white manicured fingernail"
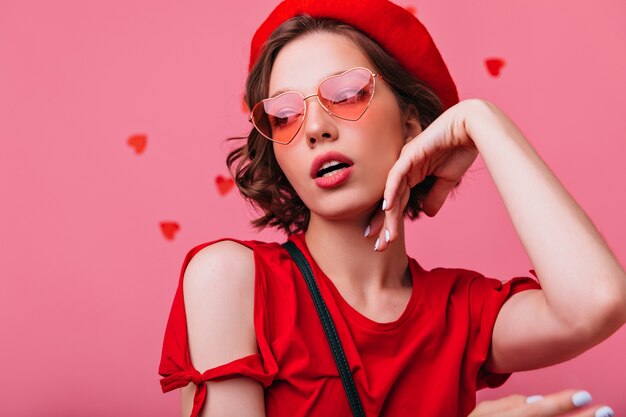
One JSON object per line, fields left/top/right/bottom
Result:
{"left": 572, "top": 391, "right": 592, "bottom": 407}
{"left": 526, "top": 395, "right": 543, "bottom": 404}
{"left": 595, "top": 406, "right": 614, "bottom": 417}
{"left": 382, "top": 199, "right": 387, "bottom": 211}
{"left": 374, "top": 238, "right": 380, "bottom": 252}
{"left": 364, "top": 225, "right": 370, "bottom": 237}
{"left": 385, "top": 229, "right": 390, "bottom": 243}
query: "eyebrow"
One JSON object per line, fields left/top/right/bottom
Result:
{"left": 268, "top": 69, "right": 346, "bottom": 99}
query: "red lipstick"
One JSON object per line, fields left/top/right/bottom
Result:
{"left": 314, "top": 165, "right": 354, "bottom": 188}
{"left": 310, "top": 151, "right": 354, "bottom": 189}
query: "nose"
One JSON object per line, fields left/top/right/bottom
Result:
{"left": 302, "top": 95, "right": 338, "bottom": 146}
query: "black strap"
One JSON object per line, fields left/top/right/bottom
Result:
{"left": 282, "top": 241, "right": 365, "bottom": 417}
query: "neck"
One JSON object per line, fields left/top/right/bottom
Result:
{"left": 303, "top": 210, "right": 410, "bottom": 295}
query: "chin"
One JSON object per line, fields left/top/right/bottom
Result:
{"left": 308, "top": 196, "right": 380, "bottom": 222}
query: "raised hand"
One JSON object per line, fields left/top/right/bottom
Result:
{"left": 367, "top": 99, "right": 482, "bottom": 251}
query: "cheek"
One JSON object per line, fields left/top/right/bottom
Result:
{"left": 273, "top": 145, "right": 307, "bottom": 192}
{"left": 361, "top": 103, "right": 406, "bottom": 161}
{"left": 349, "top": 105, "right": 406, "bottom": 192}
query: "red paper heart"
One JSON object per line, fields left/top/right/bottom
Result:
{"left": 127, "top": 134, "right": 147, "bottom": 154}
{"left": 216, "top": 175, "right": 235, "bottom": 195}
{"left": 405, "top": 5, "right": 417, "bottom": 15}
{"left": 485, "top": 58, "right": 506, "bottom": 77}
{"left": 160, "top": 221, "right": 180, "bottom": 241}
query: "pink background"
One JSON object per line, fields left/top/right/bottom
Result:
{"left": 1, "top": 0, "right": 625, "bottom": 415}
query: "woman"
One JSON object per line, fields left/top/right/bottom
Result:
{"left": 159, "top": 1, "right": 625, "bottom": 416}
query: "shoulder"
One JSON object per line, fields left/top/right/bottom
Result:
{"left": 185, "top": 239, "right": 255, "bottom": 280}
{"left": 182, "top": 236, "right": 291, "bottom": 294}
{"left": 420, "top": 264, "right": 489, "bottom": 291}
{"left": 183, "top": 239, "right": 258, "bottom": 368}
{"left": 426, "top": 265, "right": 537, "bottom": 296}
{"left": 183, "top": 239, "right": 258, "bottom": 314}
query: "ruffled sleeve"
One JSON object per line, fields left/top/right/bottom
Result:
{"left": 158, "top": 238, "right": 278, "bottom": 417}
{"left": 465, "top": 270, "right": 542, "bottom": 390}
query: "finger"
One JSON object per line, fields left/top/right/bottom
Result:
{"left": 421, "top": 177, "right": 459, "bottom": 217}
{"left": 470, "top": 395, "right": 527, "bottom": 416}
{"left": 376, "top": 177, "right": 410, "bottom": 252}
{"left": 383, "top": 103, "right": 469, "bottom": 212}
{"left": 364, "top": 202, "right": 386, "bottom": 239}
{"left": 569, "top": 405, "right": 614, "bottom": 417}
{"left": 366, "top": 178, "right": 408, "bottom": 240}
{"left": 505, "top": 389, "right": 594, "bottom": 417}
{"left": 383, "top": 144, "right": 428, "bottom": 212}
{"left": 471, "top": 390, "right": 603, "bottom": 417}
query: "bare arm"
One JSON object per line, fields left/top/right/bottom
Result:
{"left": 182, "top": 240, "right": 266, "bottom": 417}
{"left": 378, "top": 98, "right": 626, "bottom": 372}
{"left": 467, "top": 100, "right": 626, "bottom": 372}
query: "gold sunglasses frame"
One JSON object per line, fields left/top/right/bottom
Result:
{"left": 248, "top": 66, "right": 382, "bottom": 145}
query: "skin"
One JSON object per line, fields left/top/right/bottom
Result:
{"left": 270, "top": 32, "right": 418, "bottom": 319}
{"left": 272, "top": 29, "right": 626, "bottom": 370}
{"left": 377, "top": 95, "right": 626, "bottom": 373}
{"left": 469, "top": 390, "right": 614, "bottom": 417}
{"left": 268, "top": 30, "right": 625, "bottom": 415}
{"left": 180, "top": 30, "right": 623, "bottom": 416}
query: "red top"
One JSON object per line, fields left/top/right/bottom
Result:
{"left": 159, "top": 232, "right": 541, "bottom": 417}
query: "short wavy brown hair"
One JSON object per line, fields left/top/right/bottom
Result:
{"left": 227, "top": 15, "right": 447, "bottom": 235}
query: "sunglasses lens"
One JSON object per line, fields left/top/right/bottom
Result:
{"left": 250, "top": 68, "right": 376, "bottom": 143}
{"left": 319, "top": 68, "right": 374, "bottom": 120}
{"left": 251, "top": 92, "right": 305, "bottom": 144}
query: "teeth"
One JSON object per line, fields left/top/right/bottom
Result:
{"left": 321, "top": 167, "right": 345, "bottom": 177}
{"left": 320, "top": 160, "right": 343, "bottom": 170}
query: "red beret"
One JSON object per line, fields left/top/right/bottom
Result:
{"left": 248, "top": 0, "right": 459, "bottom": 110}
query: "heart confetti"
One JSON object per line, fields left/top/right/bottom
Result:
{"left": 160, "top": 221, "right": 180, "bottom": 241}
{"left": 485, "top": 58, "right": 506, "bottom": 77}
{"left": 127, "top": 134, "right": 147, "bottom": 154}
{"left": 216, "top": 175, "right": 235, "bottom": 196}
{"left": 405, "top": 5, "right": 417, "bottom": 15}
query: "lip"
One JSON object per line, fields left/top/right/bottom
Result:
{"left": 310, "top": 151, "right": 355, "bottom": 179}
{"left": 314, "top": 165, "right": 354, "bottom": 189}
